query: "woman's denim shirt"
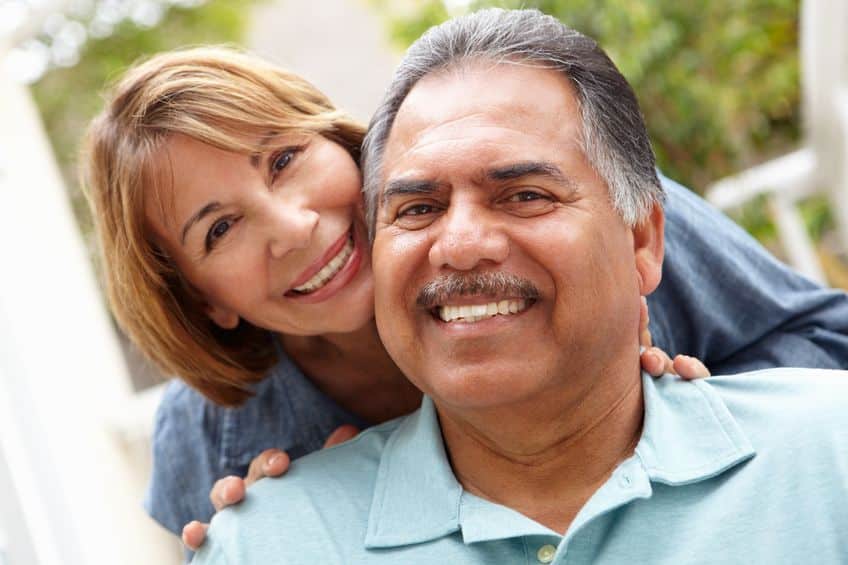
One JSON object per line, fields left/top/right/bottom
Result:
{"left": 144, "top": 350, "right": 368, "bottom": 537}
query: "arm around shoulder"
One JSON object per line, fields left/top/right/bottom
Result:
{"left": 649, "top": 175, "right": 848, "bottom": 373}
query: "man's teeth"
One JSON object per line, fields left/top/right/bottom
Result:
{"left": 438, "top": 299, "right": 528, "bottom": 323}
{"left": 293, "top": 236, "right": 354, "bottom": 293}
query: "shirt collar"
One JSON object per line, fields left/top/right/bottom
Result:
{"left": 364, "top": 373, "right": 756, "bottom": 549}
{"left": 364, "top": 396, "right": 463, "bottom": 548}
{"left": 636, "top": 372, "right": 755, "bottom": 485}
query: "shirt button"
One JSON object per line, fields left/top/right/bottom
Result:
{"left": 618, "top": 472, "right": 633, "bottom": 488}
{"left": 537, "top": 544, "right": 557, "bottom": 563}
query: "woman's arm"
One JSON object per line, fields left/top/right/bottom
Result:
{"left": 648, "top": 175, "right": 848, "bottom": 373}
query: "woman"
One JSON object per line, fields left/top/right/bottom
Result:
{"left": 82, "top": 47, "right": 847, "bottom": 552}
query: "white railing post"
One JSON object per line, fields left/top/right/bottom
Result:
{"left": 707, "top": 0, "right": 848, "bottom": 276}
{"left": 0, "top": 70, "right": 180, "bottom": 565}
{"left": 802, "top": 0, "right": 848, "bottom": 254}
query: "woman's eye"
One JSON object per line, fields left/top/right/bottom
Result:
{"left": 205, "top": 218, "right": 234, "bottom": 251}
{"left": 271, "top": 147, "right": 300, "bottom": 176}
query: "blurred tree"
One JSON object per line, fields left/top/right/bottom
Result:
{"left": 31, "top": 0, "right": 257, "bottom": 237}
{"left": 374, "top": 0, "right": 801, "bottom": 196}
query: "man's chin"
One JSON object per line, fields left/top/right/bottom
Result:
{"left": 414, "top": 363, "right": 549, "bottom": 411}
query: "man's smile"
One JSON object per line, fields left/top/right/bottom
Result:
{"left": 436, "top": 298, "right": 532, "bottom": 323}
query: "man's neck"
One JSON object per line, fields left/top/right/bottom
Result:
{"left": 436, "top": 359, "right": 644, "bottom": 534}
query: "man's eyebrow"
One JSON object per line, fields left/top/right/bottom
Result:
{"left": 180, "top": 202, "right": 222, "bottom": 245}
{"left": 381, "top": 179, "right": 442, "bottom": 206}
{"left": 488, "top": 161, "right": 573, "bottom": 186}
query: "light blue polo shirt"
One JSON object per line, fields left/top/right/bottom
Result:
{"left": 193, "top": 368, "right": 848, "bottom": 564}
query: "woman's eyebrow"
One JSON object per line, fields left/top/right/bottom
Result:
{"left": 180, "top": 201, "right": 222, "bottom": 245}
{"left": 249, "top": 132, "right": 279, "bottom": 169}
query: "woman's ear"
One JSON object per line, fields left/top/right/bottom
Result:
{"left": 205, "top": 304, "right": 239, "bottom": 329}
{"left": 632, "top": 203, "right": 664, "bottom": 296}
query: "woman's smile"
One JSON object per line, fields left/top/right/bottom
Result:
{"left": 284, "top": 224, "right": 367, "bottom": 304}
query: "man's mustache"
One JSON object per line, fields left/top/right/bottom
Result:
{"left": 416, "top": 272, "right": 540, "bottom": 308}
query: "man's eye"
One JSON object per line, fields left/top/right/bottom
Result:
{"left": 398, "top": 204, "right": 436, "bottom": 217}
{"left": 205, "top": 218, "right": 235, "bottom": 251}
{"left": 507, "top": 191, "right": 546, "bottom": 202}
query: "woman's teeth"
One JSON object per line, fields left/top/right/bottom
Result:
{"left": 293, "top": 236, "right": 354, "bottom": 294}
{"left": 438, "top": 299, "right": 528, "bottom": 323}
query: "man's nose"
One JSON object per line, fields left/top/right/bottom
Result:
{"left": 428, "top": 201, "right": 509, "bottom": 270}
{"left": 264, "top": 200, "right": 319, "bottom": 259}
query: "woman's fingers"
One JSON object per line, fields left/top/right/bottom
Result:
{"left": 323, "top": 425, "right": 360, "bottom": 448}
{"left": 672, "top": 354, "right": 711, "bottom": 380}
{"left": 638, "top": 296, "right": 710, "bottom": 379}
{"left": 210, "top": 475, "right": 246, "bottom": 512}
{"left": 181, "top": 520, "right": 209, "bottom": 551}
{"left": 641, "top": 347, "right": 711, "bottom": 379}
{"left": 638, "top": 296, "right": 653, "bottom": 349}
{"left": 245, "top": 449, "right": 291, "bottom": 488}
{"left": 641, "top": 346, "right": 672, "bottom": 377}
{"left": 191, "top": 448, "right": 293, "bottom": 550}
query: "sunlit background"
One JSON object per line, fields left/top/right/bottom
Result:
{"left": 1, "top": 1, "right": 846, "bottom": 563}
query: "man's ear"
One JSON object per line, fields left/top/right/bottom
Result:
{"left": 206, "top": 304, "right": 239, "bottom": 330}
{"left": 633, "top": 203, "right": 664, "bottom": 296}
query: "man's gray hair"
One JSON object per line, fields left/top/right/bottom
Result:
{"left": 361, "top": 8, "right": 664, "bottom": 236}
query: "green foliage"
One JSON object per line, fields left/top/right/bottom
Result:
{"left": 376, "top": 0, "right": 801, "bottom": 196}
{"left": 371, "top": 0, "right": 450, "bottom": 47}
{"left": 30, "top": 0, "right": 258, "bottom": 235}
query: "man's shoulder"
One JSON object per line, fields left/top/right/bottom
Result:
{"left": 246, "top": 414, "right": 402, "bottom": 510}
{"left": 195, "top": 416, "right": 408, "bottom": 563}
{"left": 704, "top": 367, "right": 848, "bottom": 449}
{"left": 706, "top": 367, "right": 848, "bottom": 410}
{"left": 278, "top": 414, "right": 401, "bottom": 485}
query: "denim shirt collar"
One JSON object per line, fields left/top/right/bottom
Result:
{"left": 364, "top": 372, "right": 755, "bottom": 549}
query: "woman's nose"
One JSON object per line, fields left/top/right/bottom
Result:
{"left": 265, "top": 202, "right": 319, "bottom": 259}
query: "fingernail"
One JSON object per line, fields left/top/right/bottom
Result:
{"left": 268, "top": 454, "right": 284, "bottom": 468}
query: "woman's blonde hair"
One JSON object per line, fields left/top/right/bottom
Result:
{"left": 82, "top": 47, "right": 366, "bottom": 406}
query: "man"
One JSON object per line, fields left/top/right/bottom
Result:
{"left": 193, "top": 9, "right": 848, "bottom": 564}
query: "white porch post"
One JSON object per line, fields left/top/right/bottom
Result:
{"left": 801, "top": 0, "right": 848, "bottom": 253}
{"left": 0, "top": 70, "right": 179, "bottom": 564}
{"left": 706, "top": 0, "right": 848, "bottom": 279}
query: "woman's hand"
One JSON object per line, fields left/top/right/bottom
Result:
{"left": 639, "top": 297, "right": 710, "bottom": 380}
{"left": 181, "top": 424, "right": 360, "bottom": 551}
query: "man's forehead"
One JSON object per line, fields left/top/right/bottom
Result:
{"left": 382, "top": 62, "right": 582, "bottom": 178}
